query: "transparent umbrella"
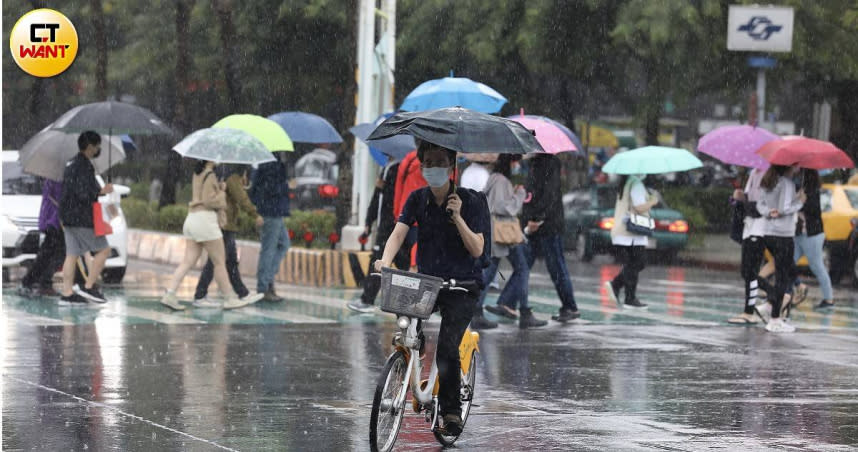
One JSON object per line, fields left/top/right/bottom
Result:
{"left": 173, "top": 128, "right": 277, "bottom": 165}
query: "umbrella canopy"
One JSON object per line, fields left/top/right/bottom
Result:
{"left": 507, "top": 114, "right": 580, "bottom": 155}
{"left": 698, "top": 125, "right": 776, "bottom": 169}
{"left": 367, "top": 107, "right": 544, "bottom": 155}
{"left": 602, "top": 146, "right": 703, "bottom": 175}
{"left": 173, "top": 128, "right": 277, "bottom": 165}
{"left": 756, "top": 136, "right": 854, "bottom": 169}
{"left": 212, "top": 114, "right": 294, "bottom": 152}
{"left": 18, "top": 127, "right": 126, "bottom": 181}
{"left": 400, "top": 75, "right": 508, "bottom": 114}
{"left": 51, "top": 100, "right": 173, "bottom": 135}
{"left": 581, "top": 124, "right": 619, "bottom": 148}
{"left": 267, "top": 111, "right": 342, "bottom": 144}
{"left": 350, "top": 116, "right": 417, "bottom": 162}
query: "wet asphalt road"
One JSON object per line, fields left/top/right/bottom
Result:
{"left": 2, "top": 256, "right": 858, "bottom": 451}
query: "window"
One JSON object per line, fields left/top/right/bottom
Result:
{"left": 2, "top": 161, "right": 42, "bottom": 195}
{"left": 844, "top": 188, "right": 858, "bottom": 210}
{"left": 820, "top": 189, "right": 832, "bottom": 213}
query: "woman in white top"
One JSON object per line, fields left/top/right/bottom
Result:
{"left": 728, "top": 168, "right": 776, "bottom": 324}
{"left": 160, "top": 159, "right": 263, "bottom": 311}
{"left": 756, "top": 164, "right": 806, "bottom": 333}
{"left": 604, "top": 174, "right": 658, "bottom": 309}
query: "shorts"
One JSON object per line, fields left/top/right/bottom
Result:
{"left": 183, "top": 210, "right": 222, "bottom": 242}
{"left": 63, "top": 227, "right": 109, "bottom": 257}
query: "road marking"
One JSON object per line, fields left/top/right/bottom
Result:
{"left": 238, "top": 306, "right": 335, "bottom": 324}
{"left": 3, "top": 309, "right": 74, "bottom": 326}
{"left": 4, "top": 375, "right": 239, "bottom": 451}
{"left": 102, "top": 304, "right": 206, "bottom": 324}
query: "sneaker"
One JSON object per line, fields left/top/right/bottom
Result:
{"left": 470, "top": 314, "right": 498, "bottom": 330}
{"left": 160, "top": 291, "right": 186, "bottom": 311}
{"left": 223, "top": 297, "right": 252, "bottom": 310}
{"left": 440, "top": 414, "right": 463, "bottom": 436}
{"left": 551, "top": 308, "right": 581, "bottom": 323}
{"left": 755, "top": 302, "right": 772, "bottom": 323}
{"left": 485, "top": 304, "right": 518, "bottom": 319}
{"left": 604, "top": 281, "right": 620, "bottom": 308}
{"left": 727, "top": 312, "right": 759, "bottom": 324}
{"left": 814, "top": 300, "right": 835, "bottom": 311}
{"left": 239, "top": 292, "right": 265, "bottom": 305}
{"left": 624, "top": 299, "right": 648, "bottom": 309}
{"left": 791, "top": 284, "right": 808, "bottom": 307}
{"left": 519, "top": 309, "right": 548, "bottom": 329}
{"left": 59, "top": 293, "right": 89, "bottom": 306}
{"left": 193, "top": 297, "right": 222, "bottom": 309}
{"left": 73, "top": 284, "right": 107, "bottom": 303}
{"left": 347, "top": 298, "right": 375, "bottom": 313}
{"left": 765, "top": 318, "right": 796, "bottom": 333}
{"left": 263, "top": 285, "right": 285, "bottom": 302}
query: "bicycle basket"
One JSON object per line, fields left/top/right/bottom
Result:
{"left": 379, "top": 267, "right": 444, "bottom": 319}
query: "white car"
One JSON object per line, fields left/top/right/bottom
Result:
{"left": 2, "top": 151, "right": 130, "bottom": 283}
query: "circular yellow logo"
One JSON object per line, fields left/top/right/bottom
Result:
{"left": 9, "top": 9, "right": 78, "bottom": 78}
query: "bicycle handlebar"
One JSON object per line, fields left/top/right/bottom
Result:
{"left": 369, "top": 272, "right": 480, "bottom": 294}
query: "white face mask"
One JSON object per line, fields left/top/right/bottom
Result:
{"left": 422, "top": 167, "right": 450, "bottom": 188}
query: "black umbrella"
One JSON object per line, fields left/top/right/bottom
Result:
{"left": 366, "top": 107, "right": 544, "bottom": 154}
{"left": 50, "top": 100, "right": 174, "bottom": 181}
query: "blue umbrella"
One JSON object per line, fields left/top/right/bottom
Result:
{"left": 400, "top": 72, "right": 507, "bottom": 114}
{"left": 267, "top": 111, "right": 343, "bottom": 144}
{"left": 350, "top": 115, "right": 416, "bottom": 163}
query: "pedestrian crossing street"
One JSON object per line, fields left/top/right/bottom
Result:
{"left": 4, "top": 269, "right": 857, "bottom": 333}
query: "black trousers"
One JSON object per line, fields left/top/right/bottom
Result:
{"left": 22, "top": 227, "right": 65, "bottom": 289}
{"left": 194, "top": 230, "right": 249, "bottom": 299}
{"left": 432, "top": 289, "right": 477, "bottom": 417}
{"left": 612, "top": 245, "right": 646, "bottom": 302}
{"left": 360, "top": 239, "right": 412, "bottom": 305}
{"left": 763, "top": 235, "right": 796, "bottom": 319}
{"left": 740, "top": 236, "right": 776, "bottom": 315}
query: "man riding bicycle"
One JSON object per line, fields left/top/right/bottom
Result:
{"left": 374, "top": 140, "right": 491, "bottom": 435}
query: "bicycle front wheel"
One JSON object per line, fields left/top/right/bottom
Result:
{"left": 370, "top": 350, "right": 409, "bottom": 452}
{"left": 434, "top": 351, "right": 477, "bottom": 447}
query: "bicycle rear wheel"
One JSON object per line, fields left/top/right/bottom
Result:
{"left": 370, "top": 350, "right": 409, "bottom": 452}
{"left": 433, "top": 351, "right": 477, "bottom": 447}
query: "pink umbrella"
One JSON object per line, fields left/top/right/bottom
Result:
{"left": 757, "top": 136, "right": 854, "bottom": 169}
{"left": 508, "top": 110, "right": 579, "bottom": 155}
{"left": 698, "top": 125, "right": 776, "bottom": 169}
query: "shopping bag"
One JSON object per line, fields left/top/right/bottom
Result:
{"left": 93, "top": 202, "right": 113, "bottom": 236}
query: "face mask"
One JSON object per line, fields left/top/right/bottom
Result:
{"left": 511, "top": 162, "right": 523, "bottom": 176}
{"left": 93, "top": 147, "right": 102, "bottom": 158}
{"left": 422, "top": 167, "right": 450, "bottom": 188}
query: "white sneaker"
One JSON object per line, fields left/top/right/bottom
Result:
{"left": 193, "top": 297, "right": 222, "bottom": 309}
{"left": 347, "top": 298, "right": 375, "bottom": 313}
{"left": 223, "top": 297, "right": 252, "bottom": 310}
{"left": 765, "top": 318, "right": 796, "bottom": 333}
{"left": 239, "top": 292, "right": 265, "bottom": 305}
{"left": 160, "top": 291, "right": 186, "bottom": 311}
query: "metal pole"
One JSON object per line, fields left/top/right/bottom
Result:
{"left": 756, "top": 67, "right": 766, "bottom": 128}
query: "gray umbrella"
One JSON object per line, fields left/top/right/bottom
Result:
{"left": 18, "top": 125, "right": 126, "bottom": 181}
{"left": 366, "top": 107, "right": 544, "bottom": 154}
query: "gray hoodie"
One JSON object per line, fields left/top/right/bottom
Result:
{"left": 756, "top": 177, "right": 803, "bottom": 237}
{"left": 484, "top": 172, "right": 526, "bottom": 258}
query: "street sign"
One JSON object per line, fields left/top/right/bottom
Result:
{"left": 727, "top": 6, "right": 794, "bottom": 52}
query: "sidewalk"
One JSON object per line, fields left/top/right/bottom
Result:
{"left": 678, "top": 233, "right": 741, "bottom": 271}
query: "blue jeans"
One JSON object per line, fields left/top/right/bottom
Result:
{"left": 525, "top": 234, "right": 578, "bottom": 311}
{"left": 794, "top": 232, "right": 833, "bottom": 300}
{"left": 257, "top": 217, "right": 290, "bottom": 293}
{"left": 479, "top": 243, "right": 530, "bottom": 310}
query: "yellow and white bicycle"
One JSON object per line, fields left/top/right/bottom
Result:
{"left": 369, "top": 267, "right": 480, "bottom": 452}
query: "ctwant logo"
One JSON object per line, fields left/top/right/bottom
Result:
{"left": 10, "top": 9, "right": 78, "bottom": 77}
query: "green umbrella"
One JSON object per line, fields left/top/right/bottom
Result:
{"left": 212, "top": 114, "right": 294, "bottom": 152}
{"left": 173, "top": 128, "right": 277, "bottom": 165}
{"left": 602, "top": 146, "right": 702, "bottom": 175}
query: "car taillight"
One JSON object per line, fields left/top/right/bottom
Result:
{"left": 668, "top": 220, "right": 689, "bottom": 233}
{"left": 318, "top": 184, "right": 339, "bottom": 198}
{"left": 598, "top": 217, "right": 614, "bottom": 230}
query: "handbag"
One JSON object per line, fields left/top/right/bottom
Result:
{"left": 93, "top": 202, "right": 113, "bottom": 236}
{"left": 729, "top": 200, "right": 745, "bottom": 244}
{"left": 625, "top": 213, "right": 654, "bottom": 236}
{"left": 493, "top": 216, "right": 524, "bottom": 245}
{"left": 202, "top": 171, "right": 228, "bottom": 229}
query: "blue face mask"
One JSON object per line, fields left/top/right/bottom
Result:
{"left": 422, "top": 167, "right": 450, "bottom": 188}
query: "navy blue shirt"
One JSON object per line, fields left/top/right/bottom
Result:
{"left": 397, "top": 185, "right": 491, "bottom": 284}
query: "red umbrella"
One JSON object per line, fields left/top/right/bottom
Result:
{"left": 756, "top": 136, "right": 854, "bottom": 169}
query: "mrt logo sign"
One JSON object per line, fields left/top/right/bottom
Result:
{"left": 727, "top": 6, "right": 794, "bottom": 53}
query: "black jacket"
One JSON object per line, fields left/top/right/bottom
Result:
{"left": 249, "top": 160, "right": 290, "bottom": 217}
{"left": 797, "top": 186, "right": 823, "bottom": 236}
{"left": 365, "top": 162, "right": 400, "bottom": 240}
{"left": 60, "top": 153, "right": 101, "bottom": 228}
{"left": 522, "top": 154, "right": 564, "bottom": 237}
